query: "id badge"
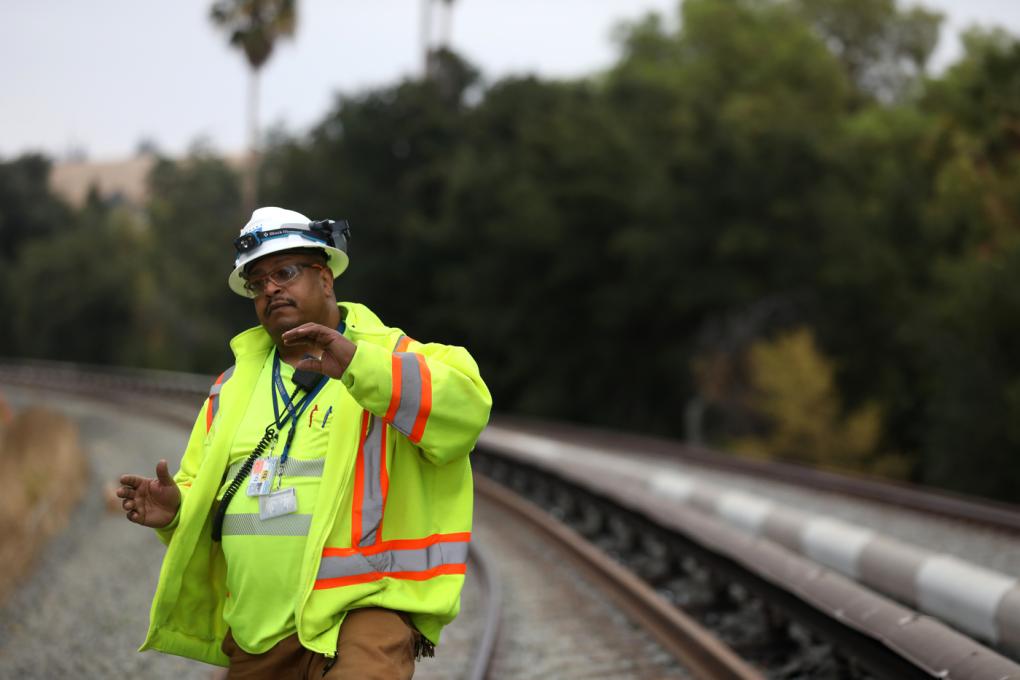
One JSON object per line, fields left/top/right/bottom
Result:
{"left": 246, "top": 457, "right": 278, "bottom": 497}
{"left": 259, "top": 487, "right": 298, "bottom": 520}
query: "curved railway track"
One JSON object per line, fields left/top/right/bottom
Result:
{"left": 475, "top": 473, "right": 760, "bottom": 680}
{"left": 3, "top": 359, "right": 1020, "bottom": 679}
{"left": 474, "top": 450, "right": 1020, "bottom": 679}
{"left": 463, "top": 540, "right": 501, "bottom": 680}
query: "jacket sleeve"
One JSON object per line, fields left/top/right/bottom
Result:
{"left": 153, "top": 395, "right": 211, "bottom": 545}
{"left": 340, "top": 336, "right": 492, "bottom": 466}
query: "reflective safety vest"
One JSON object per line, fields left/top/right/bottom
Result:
{"left": 140, "top": 302, "right": 492, "bottom": 666}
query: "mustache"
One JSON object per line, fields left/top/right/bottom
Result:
{"left": 264, "top": 295, "right": 296, "bottom": 312}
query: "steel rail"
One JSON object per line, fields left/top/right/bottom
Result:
{"left": 464, "top": 541, "right": 502, "bottom": 680}
{"left": 474, "top": 474, "right": 764, "bottom": 680}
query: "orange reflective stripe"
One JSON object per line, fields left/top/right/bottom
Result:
{"left": 204, "top": 368, "right": 232, "bottom": 434}
{"left": 350, "top": 411, "right": 371, "bottom": 546}
{"left": 409, "top": 354, "right": 432, "bottom": 444}
{"left": 395, "top": 335, "right": 413, "bottom": 352}
{"left": 386, "top": 352, "right": 432, "bottom": 443}
{"left": 384, "top": 353, "right": 403, "bottom": 423}
{"left": 350, "top": 411, "right": 388, "bottom": 547}
{"left": 322, "top": 532, "right": 472, "bottom": 558}
{"left": 313, "top": 563, "right": 467, "bottom": 590}
{"left": 317, "top": 534, "right": 470, "bottom": 587}
{"left": 377, "top": 423, "right": 390, "bottom": 542}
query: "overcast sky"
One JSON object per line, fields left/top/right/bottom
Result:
{"left": 4, "top": 0, "right": 1019, "bottom": 161}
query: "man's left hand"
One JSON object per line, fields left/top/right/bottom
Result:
{"left": 283, "top": 323, "right": 357, "bottom": 379}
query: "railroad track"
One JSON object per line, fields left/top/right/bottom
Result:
{"left": 3, "top": 359, "right": 1020, "bottom": 679}
{"left": 474, "top": 473, "right": 758, "bottom": 680}
{"left": 478, "top": 421, "right": 1020, "bottom": 667}
{"left": 473, "top": 451, "right": 1020, "bottom": 679}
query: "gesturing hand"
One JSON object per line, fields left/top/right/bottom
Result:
{"left": 282, "top": 322, "right": 357, "bottom": 379}
{"left": 117, "top": 459, "right": 181, "bottom": 528}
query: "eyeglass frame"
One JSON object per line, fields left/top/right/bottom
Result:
{"left": 241, "top": 261, "right": 324, "bottom": 298}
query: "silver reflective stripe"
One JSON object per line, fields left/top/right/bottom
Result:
{"left": 226, "top": 457, "right": 325, "bottom": 482}
{"left": 222, "top": 513, "right": 312, "bottom": 536}
{"left": 393, "top": 335, "right": 409, "bottom": 351}
{"left": 359, "top": 416, "right": 385, "bottom": 547}
{"left": 208, "top": 365, "right": 236, "bottom": 420}
{"left": 316, "top": 540, "right": 470, "bottom": 581}
{"left": 209, "top": 365, "right": 236, "bottom": 397}
{"left": 390, "top": 353, "right": 422, "bottom": 437}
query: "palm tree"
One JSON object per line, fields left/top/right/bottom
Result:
{"left": 421, "top": 0, "right": 456, "bottom": 78}
{"left": 438, "top": 0, "right": 454, "bottom": 49}
{"left": 210, "top": 0, "right": 296, "bottom": 211}
{"left": 420, "top": 0, "right": 433, "bottom": 76}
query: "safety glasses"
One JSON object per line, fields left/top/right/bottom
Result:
{"left": 242, "top": 263, "right": 323, "bottom": 298}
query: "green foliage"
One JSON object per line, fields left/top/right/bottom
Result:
{"left": 441, "top": 77, "right": 646, "bottom": 421}
{"left": 922, "top": 29, "right": 1020, "bottom": 256}
{"left": 0, "top": 155, "right": 71, "bottom": 262}
{"left": 914, "top": 244, "right": 1020, "bottom": 497}
{"left": 792, "top": 0, "right": 942, "bottom": 100}
{"left": 142, "top": 151, "right": 247, "bottom": 371}
{"left": 6, "top": 199, "right": 146, "bottom": 364}
{"left": 608, "top": 0, "right": 849, "bottom": 307}
{"left": 729, "top": 327, "right": 908, "bottom": 477}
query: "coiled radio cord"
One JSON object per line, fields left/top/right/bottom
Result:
{"left": 211, "top": 423, "right": 276, "bottom": 542}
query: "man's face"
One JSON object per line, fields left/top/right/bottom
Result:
{"left": 245, "top": 251, "right": 334, "bottom": 337}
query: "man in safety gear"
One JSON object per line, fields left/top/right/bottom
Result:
{"left": 116, "top": 206, "right": 492, "bottom": 679}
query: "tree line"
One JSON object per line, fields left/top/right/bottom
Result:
{"left": 2, "top": 0, "right": 1020, "bottom": 501}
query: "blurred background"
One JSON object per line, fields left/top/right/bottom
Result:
{"left": 3, "top": 0, "right": 1020, "bottom": 502}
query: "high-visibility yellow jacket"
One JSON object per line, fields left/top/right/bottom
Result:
{"left": 140, "top": 302, "right": 492, "bottom": 666}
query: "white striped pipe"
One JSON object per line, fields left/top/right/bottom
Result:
{"left": 479, "top": 425, "right": 1020, "bottom": 655}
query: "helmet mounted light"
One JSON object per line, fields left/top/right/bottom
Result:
{"left": 232, "top": 220, "right": 351, "bottom": 256}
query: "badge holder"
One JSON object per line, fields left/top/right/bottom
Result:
{"left": 246, "top": 456, "right": 279, "bottom": 497}
{"left": 259, "top": 487, "right": 298, "bottom": 519}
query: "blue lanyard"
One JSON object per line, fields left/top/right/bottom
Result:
{"left": 271, "top": 352, "right": 327, "bottom": 466}
{"left": 269, "top": 319, "right": 346, "bottom": 467}
{"left": 271, "top": 354, "right": 301, "bottom": 428}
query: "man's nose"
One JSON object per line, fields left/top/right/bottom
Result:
{"left": 262, "top": 277, "right": 284, "bottom": 296}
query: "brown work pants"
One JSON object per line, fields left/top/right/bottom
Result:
{"left": 220, "top": 608, "right": 418, "bottom": 680}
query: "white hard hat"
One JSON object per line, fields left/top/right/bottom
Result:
{"left": 227, "top": 206, "right": 350, "bottom": 297}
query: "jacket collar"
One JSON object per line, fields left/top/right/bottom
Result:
{"left": 228, "top": 301, "right": 386, "bottom": 359}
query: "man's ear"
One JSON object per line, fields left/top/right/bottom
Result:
{"left": 320, "top": 267, "right": 335, "bottom": 294}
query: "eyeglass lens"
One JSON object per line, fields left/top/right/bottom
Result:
{"left": 244, "top": 264, "right": 305, "bottom": 295}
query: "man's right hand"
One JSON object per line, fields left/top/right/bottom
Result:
{"left": 117, "top": 459, "right": 181, "bottom": 528}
